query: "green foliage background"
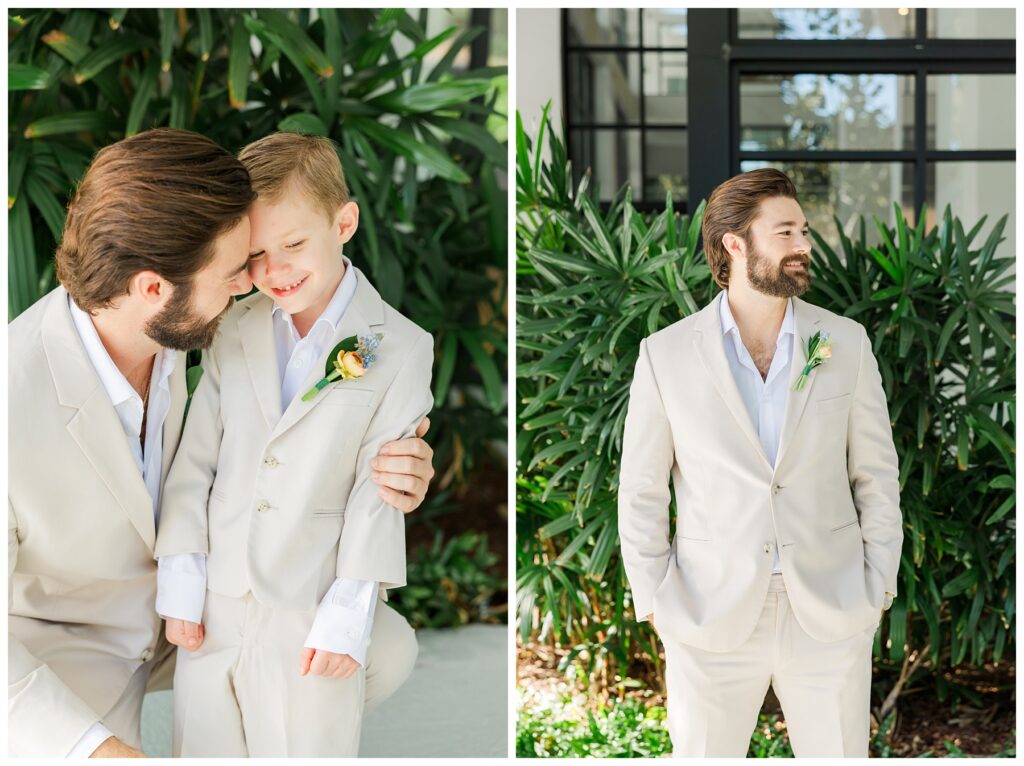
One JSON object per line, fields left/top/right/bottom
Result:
{"left": 516, "top": 105, "right": 1015, "bottom": 723}
{"left": 8, "top": 8, "right": 508, "bottom": 623}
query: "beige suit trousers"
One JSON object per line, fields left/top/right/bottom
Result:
{"left": 96, "top": 660, "right": 153, "bottom": 751}
{"left": 171, "top": 591, "right": 416, "bottom": 757}
{"left": 664, "top": 572, "right": 878, "bottom": 757}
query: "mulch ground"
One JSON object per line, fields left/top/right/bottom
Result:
{"left": 866, "top": 661, "right": 1016, "bottom": 757}
{"left": 518, "top": 644, "right": 1016, "bottom": 757}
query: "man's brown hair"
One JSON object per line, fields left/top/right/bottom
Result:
{"left": 237, "top": 132, "right": 350, "bottom": 222}
{"left": 701, "top": 168, "right": 799, "bottom": 289}
{"left": 56, "top": 128, "right": 255, "bottom": 313}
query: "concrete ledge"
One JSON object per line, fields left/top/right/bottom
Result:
{"left": 141, "top": 624, "right": 507, "bottom": 757}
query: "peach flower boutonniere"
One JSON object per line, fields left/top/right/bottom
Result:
{"left": 301, "top": 333, "right": 382, "bottom": 402}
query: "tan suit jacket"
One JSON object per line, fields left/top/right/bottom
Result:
{"left": 154, "top": 268, "right": 433, "bottom": 609}
{"left": 618, "top": 292, "right": 903, "bottom": 652}
{"left": 8, "top": 287, "right": 187, "bottom": 755}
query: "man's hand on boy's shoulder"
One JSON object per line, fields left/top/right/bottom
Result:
{"left": 371, "top": 415, "right": 435, "bottom": 514}
{"left": 299, "top": 647, "right": 360, "bottom": 679}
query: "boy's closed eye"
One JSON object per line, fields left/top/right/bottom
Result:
{"left": 247, "top": 240, "right": 305, "bottom": 260}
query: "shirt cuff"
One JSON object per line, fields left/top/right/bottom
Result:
{"left": 68, "top": 721, "right": 114, "bottom": 758}
{"left": 303, "top": 578, "right": 378, "bottom": 666}
{"left": 156, "top": 554, "right": 207, "bottom": 623}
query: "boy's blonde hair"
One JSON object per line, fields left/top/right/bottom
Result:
{"left": 238, "top": 132, "right": 350, "bottom": 222}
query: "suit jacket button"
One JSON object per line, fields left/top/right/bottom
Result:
{"left": 763, "top": 543, "right": 771, "bottom": 553}
{"left": 264, "top": 456, "right": 279, "bottom": 468}
{"left": 257, "top": 501, "right": 270, "bottom": 513}
{"left": 772, "top": 484, "right": 781, "bottom": 495}
{"left": 140, "top": 648, "right": 154, "bottom": 662}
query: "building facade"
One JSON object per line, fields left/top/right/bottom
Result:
{"left": 518, "top": 8, "right": 1015, "bottom": 248}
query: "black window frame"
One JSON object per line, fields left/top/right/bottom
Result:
{"left": 728, "top": 8, "right": 1015, "bottom": 224}
{"left": 561, "top": 8, "right": 1015, "bottom": 218}
{"left": 561, "top": 9, "right": 690, "bottom": 211}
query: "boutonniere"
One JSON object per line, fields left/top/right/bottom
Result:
{"left": 792, "top": 330, "right": 831, "bottom": 391}
{"left": 301, "top": 333, "right": 382, "bottom": 402}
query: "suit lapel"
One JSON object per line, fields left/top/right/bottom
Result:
{"left": 160, "top": 352, "right": 187, "bottom": 491}
{"left": 692, "top": 292, "right": 773, "bottom": 471}
{"left": 42, "top": 288, "right": 157, "bottom": 549}
{"left": 238, "top": 297, "right": 283, "bottom": 430}
{"left": 774, "top": 297, "right": 822, "bottom": 471}
{"left": 270, "top": 267, "right": 386, "bottom": 441}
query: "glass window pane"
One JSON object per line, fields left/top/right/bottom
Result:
{"left": 487, "top": 8, "right": 508, "bottom": 65}
{"left": 644, "top": 52, "right": 687, "bottom": 124}
{"left": 566, "top": 8, "right": 640, "bottom": 47}
{"left": 642, "top": 8, "right": 687, "bottom": 47}
{"left": 927, "top": 162, "right": 1015, "bottom": 282}
{"left": 570, "top": 129, "right": 642, "bottom": 202}
{"left": 928, "top": 9, "right": 1016, "bottom": 38}
{"left": 567, "top": 52, "right": 641, "bottom": 125}
{"left": 928, "top": 75, "right": 1015, "bottom": 150}
{"left": 740, "top": 74, "right": 913, "bottom": 151}
{"left": 421, "top": 8, "right": 473, "bottom": 72}
{"left": 738, "top": 161, "right": 915, "bottom": 240}
{"left": 738, "top": 8, "right": 915, "bottom": 40}
{"left": 644, "top": 129, "right": 687, "bottom": 202}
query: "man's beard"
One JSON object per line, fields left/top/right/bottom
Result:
{"left": 746, "top": 244, "right": 811, "bottom": 298}
{"left": 144, "top": 281, "right": 232, "bottom": 351}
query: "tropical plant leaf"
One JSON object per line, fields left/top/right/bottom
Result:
{"left": 277, "top": 111, "right": 328, "bottom": 136}
{"left": 9, "top": 63, "right": 50, "bottom": 90}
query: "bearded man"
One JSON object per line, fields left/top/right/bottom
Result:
{"left": 618, "top": 168, "right": 903, "bottom": 757}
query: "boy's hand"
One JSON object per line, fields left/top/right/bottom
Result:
{"left": 299, "top": 647, "right": 361, "bottom": 679}
{"left": 165, "top": 618, "right": 204, "bottom": 651}
{"left": 371, "top": 415, "right": 434, "bottom": 514}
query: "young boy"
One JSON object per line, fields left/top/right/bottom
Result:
{"left": 154, "top": 132, "right": 434, "bottom": 756}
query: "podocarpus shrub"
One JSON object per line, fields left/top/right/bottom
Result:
{"left": 9, "top": 8, "right": 508, "bottom": 553}
{"left": 516, "top": 103, "right": 1015, "bottom": 716}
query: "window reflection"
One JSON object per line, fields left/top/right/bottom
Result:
{"left": 741, "top": 74, "right": 913, "bottom": 151}
{"left": 738, "top": 8, "right": 915, "bottom": 39}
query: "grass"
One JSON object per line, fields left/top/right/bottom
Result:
{"left": 516, "top": 679, "right": 800, "bottom": 758}
{"left": 517, "top": 695, "right": 671, "bottom": 758}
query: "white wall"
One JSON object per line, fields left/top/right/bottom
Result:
{"left": 516, "top": 9, "right": 563, "bottom": 144}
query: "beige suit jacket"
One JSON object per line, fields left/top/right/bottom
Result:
{"left": 618, "top": 292, "right": 903, "bottom": 652}
{"left": 154, "top": 268, "right": 433, "bottom": 609}
{"left": 8, "top": 287, "right": 187, "bottom": 755}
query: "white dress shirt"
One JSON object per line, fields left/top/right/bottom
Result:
{"left": 719, "top": 290, "right": 796, "bottom": 573}
{"left": 157, "top": 257, "right": 377, "bottom": 666}
{"left": 67, "top": 296, "right": 176, "bottom": 758}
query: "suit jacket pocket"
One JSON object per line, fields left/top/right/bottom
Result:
{"left": 816, "top": 393, "right": 852, "bottom": 414}
{"left": 819, "top": 395, "right": 851, "bottom": 413}
{"left": 320, "top": 388, "right": 375, "bottom": 408}
{"left": 830, "top": 518, "right": 860, "bottom": 533}
{"left": 312, "top": 507, "right": 346, "bottom": 517}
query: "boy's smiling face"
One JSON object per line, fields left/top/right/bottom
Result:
{"left": 246, "top": 181, "right": 359, "bottom": 334}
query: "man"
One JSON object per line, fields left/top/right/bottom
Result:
{"left": 8, "top": 129, "right": 435, "bottom": 757}
{"left": 617, "top": 168, "right": 903, "bottom": 757}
